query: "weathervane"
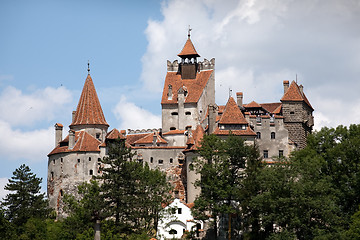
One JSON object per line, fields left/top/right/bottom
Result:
{"left": 87, "top": 60, "right": 90, "bottom": 74}
{"left": 229, "top": 88, "right": 232, "bottom": 99}
{"left": 188, "top": 25, "right": 192, "bottom": 38}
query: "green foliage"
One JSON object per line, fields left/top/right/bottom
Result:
{"left": 192, "top": 134, "right": 263, "bottom": 238}
{"left": 1, "top": 164, "right": 49, "bottom": 231}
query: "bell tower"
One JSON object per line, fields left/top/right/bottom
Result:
{"left": 177, "top": 27, "right": 200, "bottom": 79}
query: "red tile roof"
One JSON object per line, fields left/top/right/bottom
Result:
{"left": 106, "top": 128, "right": 126, "bottom": 140}
{"left": 178, "top": 37, "right": 200, "bottom": 58}
{"left": 260, "top": 103, "right": 282, "bottom": 113}
{"left": 244, "top": 100, "right": 262, "bottom": 108}
{"left": 48, "top": 130, "right": 102, "bottom": 156}
{"left": 161, "top": 70, "right": 213, "bottom": 105}
{"left": 184, "top": 125, "right": 205, "bottom": 152}
{"left": 281, "top": 80, "right": 313, "bottom": 110}
{"left": 219, "top": 97, "right": 248, "bottom": 125}
{"left": 162, "top": 129, "right": 186, "bottom": 135}
{"left": 126, "top": 133, "right": 151, "bottom": 145}
{"left": 70, "top": 74, "right": 109, "bottom": 127}
{"left": 133, "top": 132, "right": 167, "bottom": 145}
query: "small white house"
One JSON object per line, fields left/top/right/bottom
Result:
{"left": 157, "top": 198, "right": 202, "bottom": 239}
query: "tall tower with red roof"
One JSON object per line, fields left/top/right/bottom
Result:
{"left": 47, "top": 68, "right": 123, "bottom": 217}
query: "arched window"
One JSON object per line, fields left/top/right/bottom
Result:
{"left": 169, "top": 229, "right": 177, "bottom": 235}
{"left": 271, "top": 132, "right": 275, "bottom": 139}
{"left": 256, "top": 132, "right": 261, "bottom": 139}
{"left": 170, "top": 158, "right": 173, "bottom": 164}
{"left": 89, "top": 157, "right": 91, "bottom": 161}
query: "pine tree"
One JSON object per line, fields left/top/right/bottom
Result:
{"left": 2, "top": 164, "right": 49, "bottom": 227}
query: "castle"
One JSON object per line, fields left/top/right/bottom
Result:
{"left": 47, "top": 33, "right": 314, "bottom": 216}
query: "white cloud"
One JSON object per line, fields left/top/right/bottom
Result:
{"left": 0, "top": 86, "right": 72, "bottom": 127}
{"left": 0, "top": 120, "right": 53, "bottom": 162}
{"left": 0, "top": 177, "right": 9, "bottom": 201}
{"left": 113, "top": 96, "right": 161, "bottom": 131}
{"left": 141, "top": 0, "right": 360, "bottom": 130}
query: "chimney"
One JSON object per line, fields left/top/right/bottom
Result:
{"left": 69, "top": 130, "right": 75, "bottom": 149}
{"left": 208, "top": 104, "right": 217, "bottom": 134}
{"left": 72, "top": 111, "right": 76, "bottom": 122}
{"left": 283, "top": 80, "right": 289, "bottom": 94}
{"left": 299, "top": 84, "right": 304, "bottom": 95}
{"left": 236, "top": 92, "right": 243, "bottom": 107}
{"left": 153, "top": 133, "right": 157, "bottom": 146}
{"left": 55, "top": 123, "right": 63, "bottom": 147}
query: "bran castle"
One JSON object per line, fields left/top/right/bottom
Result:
{"left": 47, "top": 33, "right": 314, "bottom": 217}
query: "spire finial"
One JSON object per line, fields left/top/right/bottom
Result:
{"left": 87, "top": 60, "right": 90, "bottom": 74}
{"left": 188, "top": 25, "right": 192, "bottom": 38}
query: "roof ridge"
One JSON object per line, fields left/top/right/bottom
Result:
{"left": 219, "top": 97, "right": 248, "bottom": 125}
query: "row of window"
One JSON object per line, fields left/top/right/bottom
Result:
{"left": 171, "top": 111, "right": 192, "bottom": 116}
{"left": 256, "top": 132, "right": 276, "bottom": 139}
{"left": 52, "top": 157, "right": 101, "bottom": 165}
{"left": 263, "top": 150, "right": 284, "bottom": 158}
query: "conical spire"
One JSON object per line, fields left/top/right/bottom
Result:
{"left": 178, "top": 31, "right": 200, "bottom": 58}
{"left": 70, "top": 74, "right": 108, "bottom": 127}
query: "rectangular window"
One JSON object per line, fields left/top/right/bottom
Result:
{"left": 279, "top": 150, "right": 284, "bottom": 157}
{"left": 158, "top": 159, "right": 163, "bottom": 165}
{"left": 271, "top": 132, "right": 275, "bottom": 139}
{"left": 178, "top": 208, "right": 182, "bottom": 214}
{"left": 263, "top": 150, "right": 268, "bottom": 159}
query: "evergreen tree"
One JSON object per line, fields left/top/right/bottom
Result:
{"left": 2, "top": 164, "right": 49, "bottom": 228}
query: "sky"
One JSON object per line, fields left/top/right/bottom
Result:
{"left": 1, "top": 0, "right": 360, "bottom": 199}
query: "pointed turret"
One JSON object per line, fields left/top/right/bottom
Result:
{"left": 178, "top": 30, "right": 200, "bottom": 79}
{"left": 70, "top": 74, "right": 108, "bottom": 128}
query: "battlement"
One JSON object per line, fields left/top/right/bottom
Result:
{"left": 166, "top": 58, "right": 215, "bottom": 72}
{"left": 127, "top": 128, "right": 162, "bottom": 134}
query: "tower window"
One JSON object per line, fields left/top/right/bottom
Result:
{"left": 60, "top": 158, "right": 63, "bottom": 163}
{"left": 271, "top": 132, "right": 276, "bottom": 139}
{"left": 170, "top": 127, "right": 176, "bottom": 131}
{"left": 158, "top": 159, "right": 163, "bottom": 165}
{"left": 53, "top": 159, "right": 55, "bottom": 165}
{"left": 171, "top": 112, "right": 178, "bottom": 116}
{"left": 263, "top": 150, "right": 269, "bottom": 159}
{"left": 78, "top": 159, "right": 80, "bottom": 163}
{"left": 150, "top": 157, "right": 153, "bottom": 163}
{"left": 185, "top": 111, "right": 191, "bottom": 115}
{"left": 290, "top": 111, "right": 295, "bottom": 115}
{"left": 51, "top": 172, "right": 54, "bottom": 181}
{"left": 98, "top": 158, "right": 101, "bottom": 162}
{"left": 170, "top": 158, "right": 173, "bottom": 164}
{"left": 89, "top": 157, "right": 91, "bottom": 161}
{"left": 60, "top": 189, "right": 63, "bottom": 196}
{"left": 89, "top": 170, "right": 93, "bottom": 175}
{"left": 178, "top": 208, "right": 182, "bottom": 214}
{"left": 256, "top": 132, "right": 261, "bottom": 139}
{"left": 96, "top": 133, "right": 100, "bottom": 139}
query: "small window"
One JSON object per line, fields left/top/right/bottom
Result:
{"left": 78, "top": 159, "right": 80, "bottom": 163}
{"left": 178, "top": 159, "right": 184, "bottom": 164}
{"left": 185, "top": 111, "right": 191, "bottom": 115}
{"left": 96, "top": 133, "right": 100, "bottom": 139}
{"left": 170, "top": 127, "right": 176, "bottom": 131}
{"left": 60, "top": 158, "right": 63, "bottom": 163}
{"left": 178, "top": 208, "right": 182, "bottom": 214}
{"left": 53, "top": 159, "right": 55, "bottom": 165}
{"left": 263, "top": 150, "right": 268, "bottom": 159}
{"left": 170, "top": 158, "right": 173, "bottom": 164}
{"left": 89, "top": 170, "right": 93, "bottom": 175}
{"left": 185, "top": 126, "right": 192, "bottom": 130}
{"left": 60, "top": 189, "right": 63, "bottom": 196}
{"left": 158, "top": 159, "right": 163, "bottom": 165}
{"left": 150, "top": 157, "right": 153, "bottom": 163}
{"left": 98, "top": 170, "right": 101, "bottom": 174}
{"left": 171, "top": 112, "right": 178, "bottom": 116}
{"left": 51, "top": 172, "right": 54, "bottom": 181}
{"left": 89, "top": 157, "right": 91, "bottom": 161}
{"left": 279, "top": 150, "right": 284, "bottom": 157}
{"left": 271, "top": 132, "right": 275, "bottom": 139}
{"left": 169, "top": 229, "right": 177, "bottom": 235}
{"left": 290, "top": 111, "right": 295, "bottom": 115}
{"left": 98, "top": 158, "right": 101, "bottom": 162}
{"left": 256, "top": 132, "right": 261, "bottom": 139}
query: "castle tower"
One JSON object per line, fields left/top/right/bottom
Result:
{"left": 161, "top": 32, "right": 215, "bottom": 135}
{"left": 48, "top": 67, "right": 109, "bottom": 217}
{"left": 281, "top": 80, "right": 314, "bottom": 149}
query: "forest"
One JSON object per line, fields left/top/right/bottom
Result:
{"left": 2, "top": 125, "right": 360, "bottom": 240}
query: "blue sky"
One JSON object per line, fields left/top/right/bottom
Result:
{"left": 1, "top": 0, "right": 360, "bottom": 198}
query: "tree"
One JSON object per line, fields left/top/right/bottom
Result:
{"left": 97, "top": 137, "right": 171, "bottom": 235}
{"left": 192, "top": 134, "right": 263, "bottom": 239}
{"left": 2, "top": 164, "right": 49, "bottom": 228}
